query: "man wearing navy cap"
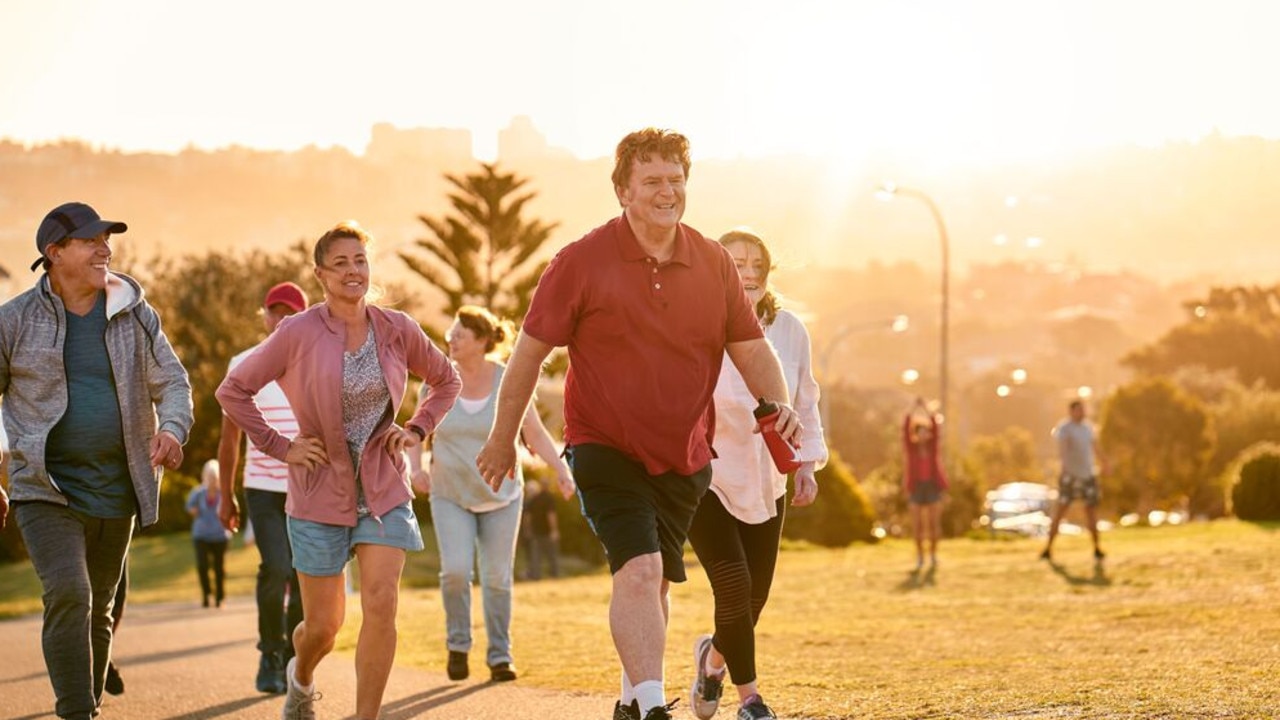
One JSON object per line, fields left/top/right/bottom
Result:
{"left": 217, "top": 280, "right": 309, "bottom": 694}
{"left": 0, "top": 202, "right": 193, "bottom": 720}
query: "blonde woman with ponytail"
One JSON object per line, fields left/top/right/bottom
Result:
{"left": 408, "top": 305, "right": 574, "bottom": 683}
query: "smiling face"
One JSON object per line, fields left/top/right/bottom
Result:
{"left": 445, "top": 319, "right": 486, "bottom": 361}
{"left": 50, "top": 232, "right": 113, "bottom": 292}
{"left": 725, "top": 238, "right": 768, "bottom": 307}
{"left": 615, "top": 156, "right": 686, "bottom": 236}
{"left": 314, "top": 236, "right": 370, "bottom": 303}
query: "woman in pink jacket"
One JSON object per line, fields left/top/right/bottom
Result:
{"left": 217, "top": 222, "right": 461, "bottom": 720}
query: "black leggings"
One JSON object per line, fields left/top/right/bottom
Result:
{"left": 194, "top": 539, "right": 227, "bottom": 603}
{"left": 686, "top": 490, "right": 785, "bottom": 686}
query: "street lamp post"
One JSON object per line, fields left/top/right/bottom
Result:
{"left": 817, "top": 315, "right": 909, "bottom": 432}
{"left": 876, "top": 182, "right": 951, "bottom": 420}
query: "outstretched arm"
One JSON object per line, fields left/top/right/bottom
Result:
{"left": 216, "top": 415, "right": 244, "bottom": 532}
{"left": 520, "top": 401, "right": 575, "bottom": 499}
{"left": 477, "top": 332, "right": 555, "bottom": 491}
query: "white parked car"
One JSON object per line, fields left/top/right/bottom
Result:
{"left": 980, "top": 482, "right": 1064, "bottom": 537}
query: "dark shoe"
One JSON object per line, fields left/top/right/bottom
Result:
{"left": 104, "top": 662, "right": 124, "bottom": 695}
{"left": 446, "top": 650, "right": 469, "bottom": 681}
{"left": 257, "top": 651, "right": 286, "bottom": 694}
{"left": 689, "top": 634, "right": 724, "bottom": 719}
{"left": 202, "top": 595, "right": 210, "bottom": 608}
{"left": 613, "top": 700, "right": 641, "bottom": 720}
{"left": 1039, "top": 548, "right": 1052, "bottom": 561}
{"left": 737, "top": 695, "right": 777, "bottom": 719}
{"left": 1094, "top": 548, "right": 1106, "bottom": 561}
{"left": 489, "top": 662, "right": 517, "bottom": 682}
{"left": 642, "top": 699, "right": 680, "bottom": 720}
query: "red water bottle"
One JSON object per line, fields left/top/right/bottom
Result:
{"left": 754, "top": 398, "right": 802, "bottom": 473}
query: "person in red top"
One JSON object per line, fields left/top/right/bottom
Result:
{"left": 903, "top": 396, "right": 948, "bottom": 569}
{"left": 476, "top": 128, "right": 801, "bottom": 720}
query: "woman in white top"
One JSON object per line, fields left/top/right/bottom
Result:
{"left": 408, "top": 306, "right": 573, "bottom": 684}
{"left": 686, "top": 230, "right": 826, "bottom": 720}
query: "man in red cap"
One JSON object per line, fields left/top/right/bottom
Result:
{"left": 216, "top": 281, "right": 309, "bottom": 694}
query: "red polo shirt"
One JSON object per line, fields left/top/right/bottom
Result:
{"left": 523, "top": 215, "right": 764, "bottom": 476}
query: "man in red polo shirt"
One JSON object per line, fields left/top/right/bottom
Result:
{"left": 477, "top": 128, "right": 799, "bottom": 720}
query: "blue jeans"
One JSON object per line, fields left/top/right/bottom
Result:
{"left": 430, "top": 492, "right": 523, "bottom": 666}
{"left": 245, "top": 489, "right": 301, "bottom": 656}
{"left": 15, "top": 502, "right": 134, "bottom": 720}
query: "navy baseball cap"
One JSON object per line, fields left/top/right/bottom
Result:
{"left": 32, "top": 202, "right": 128, "bottom": 271}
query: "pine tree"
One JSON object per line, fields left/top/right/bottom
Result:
{"left": 400, "top": 163, "right": 559, "bottom": 327}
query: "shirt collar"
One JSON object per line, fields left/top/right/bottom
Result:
{"left": 615, "top": 214, "right": 692, "bottom": 267}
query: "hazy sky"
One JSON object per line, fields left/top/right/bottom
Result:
{"left": 1, "top": 0, "right": 1275, "bottom": 163}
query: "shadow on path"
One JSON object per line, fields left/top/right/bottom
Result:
{"left": 1047, "top": 559, "right": 1111, "bottom": 587}
{"left": 159, "top": 694, "right": 277, "bottom": 720}
{"left": 358, "top": 682, "right": 494, "bottom": 720}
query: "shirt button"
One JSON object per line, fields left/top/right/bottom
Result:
{"left": 654, "top": 283, "right": 662, "bottom": 289}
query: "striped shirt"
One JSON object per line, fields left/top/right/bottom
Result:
{"left": 228, "top": 345, "right": 298, "bottom": 493}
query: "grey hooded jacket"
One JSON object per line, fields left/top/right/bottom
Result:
{"left": 0, "top": 272, "right": 193, "bottom": 527}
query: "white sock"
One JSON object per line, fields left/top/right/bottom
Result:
{"left": 620, "top": 670, "right": 636, "bottom": 705}
{"left": 634, "top": 680, "right": 665, "bottom": 714}
{"left": 290, "top": 664, "right": 314, "bottom": 695}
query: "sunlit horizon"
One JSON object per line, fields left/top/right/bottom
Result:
{"left": 3, "top": 0, "right": 1278, "bottom": 165}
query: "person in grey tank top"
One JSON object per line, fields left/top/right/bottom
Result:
{"left": 408, "top": 306, "right": 574, "bottom": 684}
{"left": 1042, "top": 399, "right": 1110, "bottom": 562}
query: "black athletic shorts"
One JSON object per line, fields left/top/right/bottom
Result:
{"left": 567, "top": 443, "right": 712, "bottom": 582}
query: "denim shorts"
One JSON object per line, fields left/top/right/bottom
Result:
{"left": 287, "top": 502, "right": 425, "bottom": 577}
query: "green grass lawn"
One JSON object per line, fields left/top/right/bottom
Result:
{"left": 3, "top": 520, "right": 1279, "bottom": 718}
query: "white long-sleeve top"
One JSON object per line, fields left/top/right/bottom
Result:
{"left": 709, "top": 308, "right": 829, "bottom": 524}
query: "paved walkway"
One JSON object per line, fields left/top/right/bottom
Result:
{"left": 1, "top": 598, "right": 613, "bottom": 719}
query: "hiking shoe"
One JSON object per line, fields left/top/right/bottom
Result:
{"left": 489, "top": 662, "right": 517, "bottom": 682}
{"left": 282, "top": 657, "right": 321, "bottom": 720}
{"left": 642, "top": 699, "right": 680, "bottom": 720}
{"left": 737, "top": 695, "right": 777, "bottom": 719}
{"left": 104, "top": 662, "right": 124, "bottom": 695}
{"left": 257, "top": 651, "right": 287, "bottom": 694}
{"left": 689, "top": 634, "right": 724, "bottom": 719}
{"left": 613, "top": 700, "right": 641, "bottom": 720}
{"left": 447, "top": 650, "right": 469, "bottom": 681}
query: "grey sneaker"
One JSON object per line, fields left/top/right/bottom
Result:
{"left": 689, "top": 634, "right": 724, "bottom": 719}
{"left": 614, "top": 700, "right": 641, "bottom": 720}
{"left": 737, "top": 695, "right": 777, "bottom": 719}
{"left": 282, "top": 657, "right": 321, "bottom": 720}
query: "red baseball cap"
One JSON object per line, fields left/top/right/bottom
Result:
{"left": 263, "top": 282, "right": 308, "bottom": 313}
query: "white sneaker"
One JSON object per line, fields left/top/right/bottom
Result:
{"left": 689, "top": 634, "right": 725, "bottom": 719}
{"left": 282, "top": 657, "right": 321, "bottom": 720}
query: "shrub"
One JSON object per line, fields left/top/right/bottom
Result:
{"left": 783, "top": 450, "right": 878, "bottom": 547}
{"left": 1230, "top": 442, "right": 1280, "bottom": 521}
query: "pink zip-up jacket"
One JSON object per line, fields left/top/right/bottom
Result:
{"left": 216, "top": 303, "right": 461, "bottom": 526}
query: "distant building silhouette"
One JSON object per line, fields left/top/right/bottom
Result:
{"left": 366, "top": 122, "right": 472, "bottom": 166}
{"left": 498, "top": 116, "right": 573, "bottom": 163}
